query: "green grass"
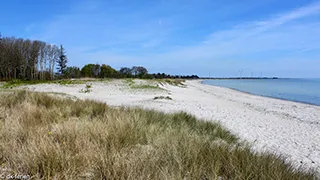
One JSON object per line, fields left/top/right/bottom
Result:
{"left": 131, "top": 84, "right": 162, "bottom": 90}
{"left": 124, "top": 79, "right": 163, "bottom": 90}
{"left": 0, "top": 79, "right": 114, "bottom": 89}
{"left": 0, "top": 91, "right": 317, "bottom": 179}
{"left": 1, "top": 79, "right": 48, "bottom": 88}
{"left": 0, "top": 78, "right": 185, "bottom": 90}
{"left": 53, "top": 79, "right": 86, "bottom": 85}
{"left": 125, "top": 78, "right": 135, "bottom": 86}
{"left": 0, "top": 79, "right": 88, "bottom": 89}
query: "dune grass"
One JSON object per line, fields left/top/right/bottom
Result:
{"left": 125, "top": 79, "right": 162, "bottom": 90}
{"left": 154, "top": 96, "right": 173, "bottom": 100}
{"left": 0, "top": 91, "right": 317, "bottom": 179}
{"left": 125, "top": 78, "right": 135, "bottom": 86}
{"left": 131, "top": 84, "right": 162, "bottom": 90}
{"left": 1, "top": 79, "right": 86, "bottom": 89}
{"left": 0, "top": 79, "right": 114, "bottom": 89}
{"left": 157, "top": 79, "right": 186, "bottom": 87}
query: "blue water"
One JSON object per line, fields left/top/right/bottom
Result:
{"left": 202, "top": 79, "right": 320, "bottom": 106}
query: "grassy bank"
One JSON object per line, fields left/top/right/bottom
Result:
{"left": 0, "top": 91, "right": 316, "bottom": 179}
{"left": 0, "top": 79, "right": 114, "bottom": 89}
{"left": 0, "top": 78, "right": 185, "bottom": 90}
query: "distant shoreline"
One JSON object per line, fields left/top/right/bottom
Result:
{"left": 199, "top": 77, "right": 279, "bottom": 80}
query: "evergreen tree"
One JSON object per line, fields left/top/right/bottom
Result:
{"left": 57, "top": 45, "right": 68, "bottom": 76}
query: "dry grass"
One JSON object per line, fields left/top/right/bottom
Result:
{"left": 0, "top": 91, "right": 317, "bottom": 179}
{"left": 157, "top": 79, "right": 186, "bottom": 87}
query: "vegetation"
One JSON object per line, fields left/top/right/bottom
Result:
{"left": 154, "top": 96, "right": 173, "bottom": 100}
{"left": 1, "top": 79, "right": 51, "bottom": 89}
{"left": 0, "top": 32, "right": 199, "bottom": 81}
{"left": 79, "top": 83, "right": 93, "bottom": 93}
{"left": 0, "top": 79, "right": 88, "bottom": 89}
{"left": 157, "top": 79, "right": 186, "bottom": 86}
{"left": 54, "top": 79, "right": 86, "bottom": 85}
{"left": 56, "top": 45, "right": 68, "bottom": 77}
{"left": 131, "top": 84, "right": 162, "bottom": 90}
{"left": 125, "top": 79, "right": 135, "bottom": 86}
{"left": 0, "top": 34, "right": 63, "bottom": 80}
{"left": 64, "top": 66, "right": 81, "bottom": 79}
{"left": 100, "top": 64, "right": 118, "bottom": 78}
{"left": 0, "top": 91, "right": 316, "bottom": 179}
{"left": 124, "top": 79, "right": 162, "bottom": 90}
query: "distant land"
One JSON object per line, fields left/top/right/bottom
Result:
{"left": 200, "top": 77, "right": 279, "bottom": 80}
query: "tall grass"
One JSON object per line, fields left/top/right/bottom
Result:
{"left": 0, "top": 91, "right": 317, "bottom": 179}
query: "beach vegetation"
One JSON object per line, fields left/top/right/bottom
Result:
{"left": 131, "top": 84, "right": 162, "bottom": 90}
{"left": 157, "top": 79, "right": 186, "bottom": 87}
{"left": 153, "top": 96, "right": 173, "bottom": 100}
{"left": 0, "top": 91, "right": 316, "bottom": 179}
{"left": 0, "top": 79, "right": 88, "bottom": 89}
{"left": 79, "top": 83, "right": 93, "bottom": 93}
{"left": 125, "top": 79, "right": 135, "bottom": 86}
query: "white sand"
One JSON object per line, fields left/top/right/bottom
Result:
{"left": 19, "top": 79, "right": 320, "bottom": 172}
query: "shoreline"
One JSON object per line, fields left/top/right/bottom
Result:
{"left": 199, "top": 80, "right": 320, "bottom": 107}
{"left": 5, "top": 79, "right": 320, "bottom": 173}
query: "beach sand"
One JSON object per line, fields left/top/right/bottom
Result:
{"left": 18, "top": 79, "right": 320, "bottom": 172}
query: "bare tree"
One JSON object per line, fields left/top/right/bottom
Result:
{"left": 0, "top": 34, "right": 63, "bottom": 81}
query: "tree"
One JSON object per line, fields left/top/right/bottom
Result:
{"left": 48, "top": 44, "right": 59, "bottom": 80}
{"left": 56, "top": 45, "right": 68, "bottom": 76}
{"left": 136, "top": 66, "right": 148, "bottom": 78}
{"left": 0, "top": 34, "right": 63, "bottom": 81}
{"left": 64, "top": 66, "right": 81, "bottom": 78}
{"left": 92, "top": 64, "right": 101, "bottom": 78}
{"left": 131, "top": 66, "right": 148, "bottom": 77}
{"left": 100, "top": 64, "right": 118, "bottom": 78}
{"left": 81, "top": 64, "right": 95, "bottom": 77}
{"left": 38, "top": 41, "right": 47, "bottom": 80}
{"left": 119, "top": 67, "right": 132, "bottom": 77}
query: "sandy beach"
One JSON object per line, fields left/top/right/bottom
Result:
{"left": 19, "top": 79, "right": 320, "bottom": 172}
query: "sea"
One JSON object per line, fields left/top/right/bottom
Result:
{"left": 202, "top": 78, "right": 320, "bottom": 106}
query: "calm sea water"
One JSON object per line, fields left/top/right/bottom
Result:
{"left": 202, "top": 79, "right": 320, "bottom": 106}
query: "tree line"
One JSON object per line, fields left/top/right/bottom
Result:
{"left": 0, "top": 34, "right": 199, "bottom": 81}
{"left": 0, "top": 33, "right": 67, "bottom": 81}
{"left": 65, "top": 64, "right": 199, "bottom": 79}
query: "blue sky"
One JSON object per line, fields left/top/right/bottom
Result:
{"left": 1, "top": 0, "right": 320, "bottom": 77}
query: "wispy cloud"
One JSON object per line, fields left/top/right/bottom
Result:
{"left": 31, "top": 0, "right": 320, "bottom": 77}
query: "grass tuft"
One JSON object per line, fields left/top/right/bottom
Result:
{"left": 131, "top": 84, "right": 161, "bottom": 90}
{"left": 0, "top": 91, "right": 317, "bottom": 179}
{"left": 153, "top": 96, "right": 173, "bottom": 100}
{"left": 79, "top": 83, "right": 93, "bottom": 93}
{"left": 157, "top": 79, "right": 186, "bottom": 87}
{"left": 125, "top": 79, "right": 135, "bottom": 86}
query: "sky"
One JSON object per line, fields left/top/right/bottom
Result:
{"left": 1, "top": 0, "right": 320, "bottom": 78}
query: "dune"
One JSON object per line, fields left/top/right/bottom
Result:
{"left": 21, "top": 79, "right": 320, "bottom": 172}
